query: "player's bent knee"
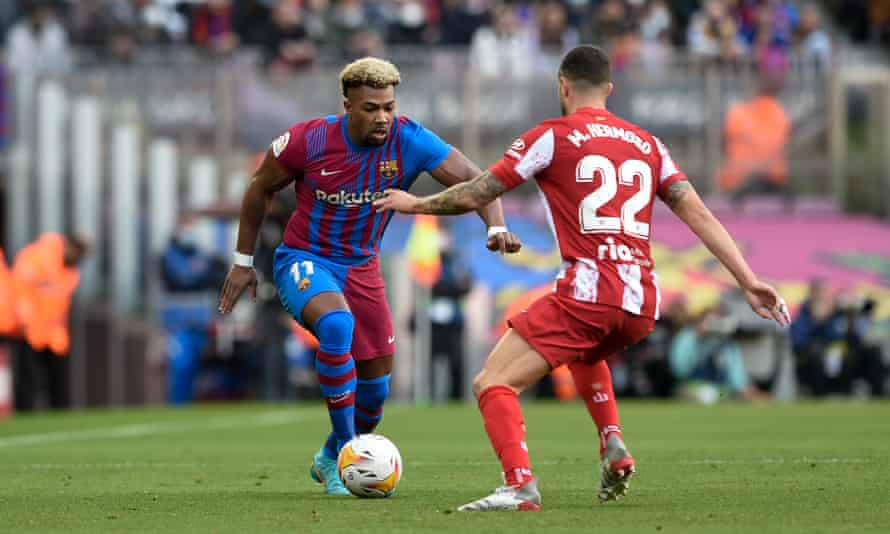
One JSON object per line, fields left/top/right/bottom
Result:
{"left": 472, "top": 372, "right": 487, "bottom": 398}
{"left": 475, "top": 370, "right": 532, "bottom": 397}
{"left": 314, "top": 309, "right": 355, "bottom": 354}
{"left": 473, "top": 371, "right": 515, "bottom": 397}
{"left": 358, "top": 375, "right": 390, "bottom": 405}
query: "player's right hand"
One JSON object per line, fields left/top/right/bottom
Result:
{"left": 742, "top": 279, "right": 791, "bottom": 327}
{"left": 486, "top": 230, "right": 523, "bottom": 255}
{"left": 218, "top": 265, "right": 258, "bottom": 314}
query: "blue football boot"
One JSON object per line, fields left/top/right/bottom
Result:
{"left": 310, "top": 448, "right": 350, "bottom": 495}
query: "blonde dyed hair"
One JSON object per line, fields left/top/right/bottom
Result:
{"left": 339, "top": 57, "right": 401, "bottom": 97}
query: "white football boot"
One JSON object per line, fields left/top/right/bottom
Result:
{"left": 598, "top": 433, "right": 635, "bottom": 502}
{"left": 457, "top": 479, "right": 542, "bottom": 512}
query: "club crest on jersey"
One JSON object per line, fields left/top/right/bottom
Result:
{"left": 378, "top": 160, "right": 399, "bottom": 179}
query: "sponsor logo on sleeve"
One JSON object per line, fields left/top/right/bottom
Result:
{"left": 506, "top": 138, "right": 526, "bottom": 160}
{"left": 272, "top": 132, "right": 291, "bottom": 158}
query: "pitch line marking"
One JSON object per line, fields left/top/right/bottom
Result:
{"left": 0, "top": 410, "right": 314, "bottom": 449}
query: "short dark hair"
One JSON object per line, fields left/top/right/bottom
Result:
{"left": 64, "top": 233, "right": 89, "bottom": 257}
{"left": 559, "top": 45, "right": 611, "bottom": 89}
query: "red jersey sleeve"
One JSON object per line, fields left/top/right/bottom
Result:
{"left": 653, "top": 136, "right": 688, "bottom": 201}
{"left": 489, "top": 125, "right": 556, "bottom": 190}
{"left": 271, "top": 122, "right": 309, "bottom": 173}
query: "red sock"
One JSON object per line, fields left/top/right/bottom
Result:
{"left": 569, "top": 359, "right": 621, "bottom": 455}
{"left": 477, "top": 385, "right": 533, "bottom": 488}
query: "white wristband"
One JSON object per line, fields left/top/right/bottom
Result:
{"left": 233, "top": 252, "right": 254, "bottom": 268}
{"left": 487, "top": 226, "right": 508, "bottom": 238}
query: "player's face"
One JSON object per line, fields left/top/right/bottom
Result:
{"left": 344, "top": 86, "right": 396, "bottom": 146}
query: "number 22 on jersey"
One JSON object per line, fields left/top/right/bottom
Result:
{"left": 576, "top": 155, "right": 652, "bottom": 240}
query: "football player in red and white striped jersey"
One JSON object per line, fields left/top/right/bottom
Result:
{"left": 375, "top": 45, "right": 790, "bottom": 512}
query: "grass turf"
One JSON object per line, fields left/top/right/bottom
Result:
{"left": 0, "top": 401, "right": 888, "bottom": 533}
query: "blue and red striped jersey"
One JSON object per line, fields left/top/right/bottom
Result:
{"left": 272, "top": 114, "right": 451, "bottom": 263}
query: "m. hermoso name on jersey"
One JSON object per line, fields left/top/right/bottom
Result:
{"left": 567, "top": 123, "right": 652, "bottom": 154}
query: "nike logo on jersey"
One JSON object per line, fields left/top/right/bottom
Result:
{"left": 387, "top": 336, "right": 396, "bottom": 344}
{"left": 320, "top": 168, "right": 342, "bottom": 176}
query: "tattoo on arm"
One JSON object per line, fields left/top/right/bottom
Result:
{"left": 664, "top": 181, "right": 693, "bottom": 209}
{"left": 416, "top": 171, "right": 507, "bottom": 215}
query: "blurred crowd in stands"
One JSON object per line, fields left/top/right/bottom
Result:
{"left": 790, "top": 281, "right": 887, "bottom": 397}
{"left": 0, "top": 1, "right": 888, "bottom": 76}
{"left": 602, "top": 283, "right": 889, "bottom": 404}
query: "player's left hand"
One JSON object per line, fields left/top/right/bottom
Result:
{"left": 743, "top": 279, "right": 791, "bottom": 327}
{"left": 486, "top": 229, "right": 522, "bottom": 255}
{"left": 373, "top": 189, "right": 419, "bottom": 214}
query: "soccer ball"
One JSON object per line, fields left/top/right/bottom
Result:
{"left": 337, "top": 434, "right": 402, "bottom": 498}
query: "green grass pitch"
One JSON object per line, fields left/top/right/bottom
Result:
{"left": 1, "top": 401, "right": 888, "bottom": 533}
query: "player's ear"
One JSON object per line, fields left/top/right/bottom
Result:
{"left": 343, "top": 98, "right": 351, "bottom": 113}
{"left": 606, "top": 82, "right": 614, "bottom": 97}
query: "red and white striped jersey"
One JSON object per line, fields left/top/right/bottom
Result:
{"left": 489, "top": 107, "right": 687, "bottom": 320}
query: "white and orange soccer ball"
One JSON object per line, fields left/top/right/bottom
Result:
{"left": 337, "top": 434, "right": 402, "bottom": 498}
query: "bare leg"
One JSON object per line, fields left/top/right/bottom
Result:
{"left": 459, "top": 330, "right": 550, "bottom": 512}
{"left": 472, "top": 329, "right": 551, "bottom": 396}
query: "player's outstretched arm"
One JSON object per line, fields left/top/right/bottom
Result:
{"left": 429, "top": 149, "right": 521, "bottom": 254}
{"left": 218, "top": 148, "right": 295, "bottom": 314}
{"left": 664, "top": 181, "right": 790, "bottom": 326}
{"left": 374, "top": 170, "right": 507, "bottom": 216}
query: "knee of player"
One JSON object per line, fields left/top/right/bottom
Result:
{"left": 357, "top": 376, "right": 390, "bottom": 405}
{"left": 367, "top": 385, "right": 389, "bottom": 406}
{"left": 314, "top": 309, "right": 355, "bottom": 354}
{"left": 472, "top": 372, "right": 490, "bottom": 398}
{"left": 474, "top": 372, "right": 525, "bottom": 397}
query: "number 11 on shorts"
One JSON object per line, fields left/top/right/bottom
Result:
{"left": 291, "top": 260, "right": 315, "bottom": 282}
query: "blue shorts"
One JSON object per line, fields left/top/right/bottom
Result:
{"left": 273, "top": 245, "right": 395, "bottom": 360}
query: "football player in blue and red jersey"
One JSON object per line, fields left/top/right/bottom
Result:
{"left": 218, "top": 57, "right": 521, "bottom": 495}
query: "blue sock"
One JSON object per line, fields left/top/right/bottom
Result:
{"left": 355, "top": 374, "right": 391, "bottom": 434}
{"left": 322, "top": 433, "right": 338, "bottom": 460}
{"left": 314, "top": 310, "right": 357, "bottom": 460}
{"left": 316, "top": 350, "right": 356, "bottom": 458}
